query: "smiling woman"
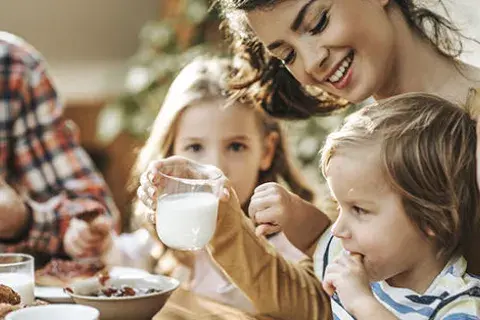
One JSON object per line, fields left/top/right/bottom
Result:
{"left": 215, "top": 0, "right": 480, "bottom": 117}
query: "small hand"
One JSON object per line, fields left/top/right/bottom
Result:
{"left": 248, "top": 182, "right": 298, "bottom": 236}
{"left": 64, "top": 215, "right": 113, "bottom": 258}
{"left": 323, "top": 252, "right": 375, "bottom": 316}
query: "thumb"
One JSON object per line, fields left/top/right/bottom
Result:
{"left": 218, "top": 177, "right": 233, "bottom": 203}
{"left": 255, "top": 224, "right": 281, "bottom": 237}
{"left": 322, "top": 278, "right": 336, "bottom": 297}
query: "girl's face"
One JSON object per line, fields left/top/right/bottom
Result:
{"left": 245, "top": 0, "right": 396, "bottom": 103}
{"left": 173, "top": 98, "right": 277, "bottom": 206}
{"left": 325, "top": 146, "right": 443, "bottom": 289}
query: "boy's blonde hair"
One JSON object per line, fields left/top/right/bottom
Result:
{"left": 321, "top": 93, "right": 480, "bottom": 260}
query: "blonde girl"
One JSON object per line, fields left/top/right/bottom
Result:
{"left": 115, "top": 56, "right": 322, "bottom": 312}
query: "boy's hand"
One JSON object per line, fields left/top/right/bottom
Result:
{"left": 323, "top": 252, "right": 376, "bottom": 316}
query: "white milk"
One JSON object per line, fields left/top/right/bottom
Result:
{"left": 156, "top": 192, "right": 219, "bottom": 250}
{"left": 0, "top": 273, "right": 34, "bottom": 305}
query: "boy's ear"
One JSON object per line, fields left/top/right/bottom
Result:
{"left": 260, "top": 132, "right": 279, "bottom": 171}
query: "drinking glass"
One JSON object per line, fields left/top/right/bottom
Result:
{"left": 0, "top": 254, "right": 34, "bottom": 305}
{"left": 155, "top": 162, "right": 223, "bottom": 251}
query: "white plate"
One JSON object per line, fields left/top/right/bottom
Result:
{"left": 35, "top": 266, "right": 150, "bottom": 303}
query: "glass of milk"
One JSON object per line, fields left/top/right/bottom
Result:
{"left": 155, "top": 162, "right": 224, "bottom": 251}
{"left": 0, "top": 254, "right": 34, "bottom": 305}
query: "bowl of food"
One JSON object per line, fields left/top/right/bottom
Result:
{"left": 5, "top": 304, "right": 99, "bottom": 320}
{"left": 64, "top": 273, "right": 179, "bottom": 320}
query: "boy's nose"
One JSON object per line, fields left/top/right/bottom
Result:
{"left": 331, "top": 215, "right": 351, "bottom": 239}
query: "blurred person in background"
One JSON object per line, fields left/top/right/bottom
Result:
{"left": 0, "top": 32, "right": 119, "bottom": 264}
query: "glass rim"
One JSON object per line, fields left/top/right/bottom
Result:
{"left": 0, "top": 253, "right": 34, "bottom": 267}
{"left": 157, "top": 163, "right": 223, "bottom": 184}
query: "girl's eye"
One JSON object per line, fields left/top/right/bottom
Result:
{"left": 308, "top": 10, "right": 329, "bottom": 35}
{"left": 228, "top": 142, "right": 246, "bottom": 152}
{"left": 185, "top": 143, "right": 203, "bottom": 153}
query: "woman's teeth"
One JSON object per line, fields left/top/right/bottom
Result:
{"left": 328, "top": 55, "right": 353, "bottom": 83}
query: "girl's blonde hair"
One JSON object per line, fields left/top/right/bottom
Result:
{"left": 321, "top": 93, "right": 480, "bottom": 260}
{"left": 131, "top": 56, "right": 314, "bottom": 226}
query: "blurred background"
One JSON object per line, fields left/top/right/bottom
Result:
{"left": 1, "top": 0, "right": 479, "bottom": 231}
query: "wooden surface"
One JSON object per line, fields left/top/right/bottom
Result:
{"left": 154, "top": 289, "right": 271, "bottom": 320}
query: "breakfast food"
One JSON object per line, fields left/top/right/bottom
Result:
{"left": 35, "top": 259, "right": 106, "bottom": 287}
{"left": 0, "top": 285, "right": 20, "bottom": 305}
{"left": 0, "top": 285, "right": 47, "bottom": 319}
{"left": 90, "top": 286, "right": 161, "bottom": 298}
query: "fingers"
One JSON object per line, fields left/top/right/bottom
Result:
{"left": 248, "top": 194, "right": 279, "bottom": 220}
{"left": 90, "top": 216, "right": 112, "bottom": 236}
{"left": 137, "top": 183, "right": 156, "bottom": 210}
{"left": 255, "top": 224, "right": 281, "bottom": 237}
{"left": 138, "top": 157, "right": 228, "bottom": 210}
{"left": 253, "top": 182, "right": 282, "bottom": 193}
{"left": 252, "top": 207, "right": 281, "bottom": 225}
{"left": 338, "top": 251, "right": 363, "bottom": 269}
{"left": 322, "top": 274, "right": 337, "bottom": 296}
{"left": 219, "top": 186, "right": 231, "bottom": 203}
{"left": 67, "top": 217, "right": 113, "bottom": 257}
{"left": 323, "top": 262, "right": 343, "bottom": 296}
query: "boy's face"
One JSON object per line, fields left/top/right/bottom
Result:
{"left": 325, "top": 145, "right": 440, "bottom": 286}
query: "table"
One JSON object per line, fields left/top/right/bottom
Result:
{"left": 154, "top": 289, "right": 273, "bottom": 320}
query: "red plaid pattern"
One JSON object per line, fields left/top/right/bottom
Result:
{"left": 0, "top": 32, "right": 119, "bottom": 256}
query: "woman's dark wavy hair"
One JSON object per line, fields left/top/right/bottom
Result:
{"left": 214, "top": 0, "right": 470, "bottom": 119}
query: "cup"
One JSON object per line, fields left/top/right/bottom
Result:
{"left": 155, "top": 162, "right": 223, "bottom": 251}
{"left": 0, "top": 254, "right": 34, "bottom": 305}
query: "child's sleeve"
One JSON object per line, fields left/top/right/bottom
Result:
{"left": 207, "top": 188, "right": 332, "bottom": 320}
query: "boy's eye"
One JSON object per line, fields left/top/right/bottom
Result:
{"left": 308, "top": 10, "right": 329, "bottom": 35}
{"left": 352, "top": 205, "right": 367, "bottom": 215}
{"left": 228, "top": 142, "right": 246, "bottom": 152}
{"left": 185, "top": 143, "right": 203, "bottom": 153}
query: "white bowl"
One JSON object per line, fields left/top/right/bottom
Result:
{"left": 66, "top": 275, "right": 179, "bottom": 320}
{"left": 6, "top": 304, "right": 99, "bottom": 320}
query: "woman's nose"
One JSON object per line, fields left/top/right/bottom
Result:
{"left": 301, "top": 42, "right": 329, "bottom": 80}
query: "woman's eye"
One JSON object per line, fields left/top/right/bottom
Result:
{"left": 228, "top": 142, "right": 246, "bottom": 152}
{"left": 185, "top": 144, "right": 203, "bottom": 153}
{"left": 308, "top": 10, "right": 329, "bottom": 35}
{"left": 283, "top": 51, "right": 296, "bottom": 65}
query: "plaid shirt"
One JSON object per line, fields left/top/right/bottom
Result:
{"left": 0, "top": 32, "right": 119, "bottom": 257}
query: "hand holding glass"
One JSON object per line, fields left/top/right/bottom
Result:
{"left": 155, "top": 161, "right": 223, "bottom": 251}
